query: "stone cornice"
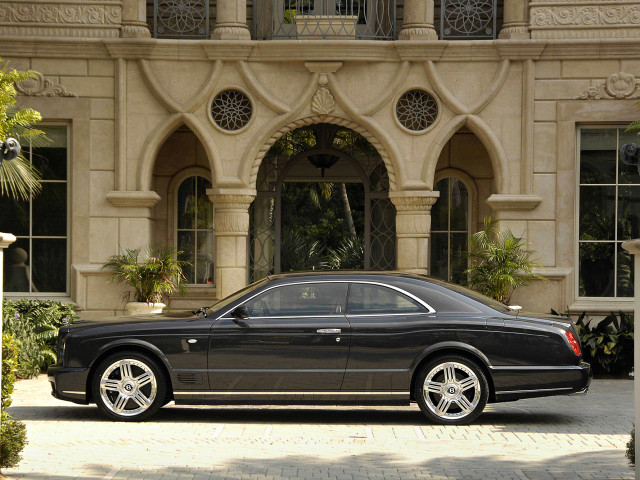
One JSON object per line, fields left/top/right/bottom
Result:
{"left": 486, "top": 194, "right": 543, "bottom": 211}
{"left": 106, "top": 190, "right": 161, "bottom": 208}
{"left": 3, "top": 37, "right": 640, "bottom": 61}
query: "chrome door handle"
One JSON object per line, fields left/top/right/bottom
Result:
{"left": 317, "top": 328, "right": 341, "bottom": 334}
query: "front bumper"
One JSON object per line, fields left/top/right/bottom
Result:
{"left": 47, "top": 365, "right": 91, "bottom": 405}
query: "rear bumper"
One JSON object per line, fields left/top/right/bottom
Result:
{"left": 492, "top": 361, "right": 592, "bottom": 402}
{"left": 47, "top": 365, "right": 91, "bottom": 405}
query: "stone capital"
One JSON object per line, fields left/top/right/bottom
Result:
{"left": 622, "top": 239, "right": 640, "bottom": 255}
{"left": 207, "top": 188, "right": 256, "bottom": 211}
{"left": 0, "top": 233, "right": 16, "bottom": 249}
{"left": 389, "top": 191, "right": 440, "bottom": 212}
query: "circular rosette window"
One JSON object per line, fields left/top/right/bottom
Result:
{"left": 396, "top": 90, "right": 439, "bottom": 132}
{"left": 211, "top": 90, "right": 253, "bottom": 132}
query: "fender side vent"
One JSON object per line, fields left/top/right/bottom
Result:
{"left": 177, "top": 373, "right": 203, "bottom": 385}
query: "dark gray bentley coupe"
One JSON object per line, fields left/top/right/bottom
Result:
{"left": 48, "top": 272, "right": 591, "bottom": 424}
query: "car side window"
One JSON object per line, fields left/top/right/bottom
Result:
{"left": 244, "top": 283, "right": 348, "bottom": 317}
{"left": 347, "top": 283, "right": 427, "bottom": 315}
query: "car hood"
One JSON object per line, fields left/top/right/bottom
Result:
{"left": 68, "top": 311, "right": 196, "bottom": 331}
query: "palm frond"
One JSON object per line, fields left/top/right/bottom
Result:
{"left": 0, "top": 155, "right": 42, "bottom": 201}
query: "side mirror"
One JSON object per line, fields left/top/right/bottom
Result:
{"left": 231, "top": 305, "right": 249, "bottom": 320}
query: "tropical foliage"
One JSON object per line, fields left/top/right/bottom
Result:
{"left": 1, "top": 334, "right": 27, "bottom": 470}
{"left": 627, "top": 425, "right": 635, "bottom": 466}
{"left": 0, "top": 58, "right": 43, "bottom": 200}
{"left": 103, "top": 246, "right": 190, "bottom": 304}
{"left": 2, "top": 300, "right": 77, "bottom": 378}
{"left": 465, "top": 216, "right": 542, "bottom": 305}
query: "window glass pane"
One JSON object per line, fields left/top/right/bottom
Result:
{"left": 32, "top": 126, "right": 67, "bottom": 180}
{"left": 579, "top": 185, "right": 615, "bottom": 240}
{"left": 347, "top": 283, "right": 426, "bottom": 315}
{"left": 32, "top": 183, "right": 67, "bottom": 237}
{"left": 432, "top": 178, "right": 449, "bottom": 231}
{"left": 196, "top": 231, "right": 214, "bottom": 284}
{"left": 579, "top": 242, "right": 615, "bottom": 297}
{"left": 0, "top": 196, "right": 29, "bottom": 236}
{"left": 177, "top": 177, "right": 195, "bottom": 229}
{"left": 177, "top": 231, "right": 195, "bottom": 283}
{"left": 450, "top": 233, "right": 468, "bottom": 285}
{"left": 618, "top": 186, "right": 640, "bottom": 240}
{"left": 196, "top": 176, "right": 213, "bottom": 229}
{"left": 618, "top": 130, "right": 640, "bottom": 185}
{"left": 246, "top": 283, "right": 349, "bottom": 316}
{"left": 402, "top": 283, "right": 482, "bottom": 313}
{"left": 449, "top": 179, "right": 468, "bottom": 231}
{"left": 430, "top": 232, "right": 448, "bottom": 281}
{"left": 580, "top": 129, "right": 617, "bottom": 184}
{"left": 4, "top": 239, "right": 32, "bottom": 292}
{"left": 617, "top": 243, "right": 634, "bottom": 298}
{"left": 32, "top": 238, "right": 66, "bottom": 292}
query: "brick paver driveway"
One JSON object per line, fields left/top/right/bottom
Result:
{"left": 3, "top": 375, "right": 634, "bottom": 480}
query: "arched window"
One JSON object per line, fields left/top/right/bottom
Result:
{"left": 176, "top": 176, "right": 215, "bottom": 285}
{"left": 430, "top": 177, "right": 469, "bottom": 284}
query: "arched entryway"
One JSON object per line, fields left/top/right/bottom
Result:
{"left": 250, "top": 123, "right": 395, "bottom": 281}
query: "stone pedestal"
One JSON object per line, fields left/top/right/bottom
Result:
{"left": 399, "top": 0, "right": 438, "bottom": 40}
{"left": 499, "top": 0, "right": 530, "bottom": 39}
{"left": 209, "top": 188, "right": 256, "bottom": 299}
{"left": 389, "top": 191, "right": 439, "bottom": 274}
{"left": 0, "top": 232, "right": 16, "bottom": 400}
{"left": 121, "top": 0, "right": 151, "bottom": 38}
{"left": 622, "top": 238, "right": 640, "bottom": 479}
{"left": 212, "top": 0, "right": 251, "bottom": 40}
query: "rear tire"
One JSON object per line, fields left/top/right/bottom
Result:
{"left": 92, "top": 351, "right": 166, "bottom": 422}
{"left": 415, "top": 355, "right": 488, "bottom": 425}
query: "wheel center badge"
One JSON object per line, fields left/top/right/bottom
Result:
{"left": 124, "top": 384, "right": 133, "bottom": 392}
{"left": 448, "top": 387, "right": 456, "bottom": 395}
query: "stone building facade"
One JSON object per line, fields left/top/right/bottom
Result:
{"left": 0, "top": 0, "right": 638, "bottom": 317}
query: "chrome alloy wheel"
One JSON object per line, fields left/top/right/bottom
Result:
{"left": 99, "top": 359, "right": 157, "bottom": 417}
{"left": 422, "top": 361, "right": 480, "bottom": 420}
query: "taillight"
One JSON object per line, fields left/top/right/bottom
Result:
{"left": 565, "top": 331, "right": 581, "bottom": 356}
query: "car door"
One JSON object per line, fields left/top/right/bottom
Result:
{"left": 343, "top": 281, "right": 433, "bottom": 392}
{"left": 208, "top": 281, "right": 351, "bottom": 394}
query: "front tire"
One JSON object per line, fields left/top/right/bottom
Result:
{"left": 415, "top": 355, "right": 488, "bottom": 425}
{"left": 92, "top": 351, "right": 166, "bottom": 422}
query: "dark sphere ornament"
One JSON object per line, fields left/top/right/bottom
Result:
{"left": 620, "top": 143, "right": 640, "bottom": 174}
{"left": 0, "top": 137, "right": 21, "bottom": 165}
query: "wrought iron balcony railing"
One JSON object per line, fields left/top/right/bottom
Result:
{"left": 153, "top": 0, "right": 210, "bottom": 39}
{"left": 254, "top": 0, "right": 396, "bottom": 40}
{"left": 439, "top": 0, "right": 498, "bottom": 40}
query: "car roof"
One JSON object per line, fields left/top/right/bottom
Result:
{"left": 266, "top": 271, "right": 434, "bottom": 283}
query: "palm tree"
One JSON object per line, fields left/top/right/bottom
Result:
{"left": 0, "top": 59, "right": 43, "bottom": 201}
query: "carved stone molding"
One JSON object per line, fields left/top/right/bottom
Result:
{"left": 209, "top": 192, "right": 255, "bottom": 235}
{"left": 486, "top": 194, "right": 542, "bottom": 211}
{"left": 0, "top": 1, "right": 122, "bottom": 38}
{"left": 390, "top": 192, "right": 440, "bottom": 237}
{"left": 311, "top": 75, "right": 335, "bottom": 116}
{"left": 106, "top": 191, "right": 160, "bottom": 208}
{"left": 398, "top": 26, "right": 438, "bottom": 40}
{"left": 530, "top": 0, "right": 640, "bottom": 38}
{"left": 576, "top": 71, "right": 640, "bottom": 99}
{"left": 211, "top": 24, "right": 251, "bottom": 40}
{"left": 16, "top": 72, "right": 77, "bottom": 98}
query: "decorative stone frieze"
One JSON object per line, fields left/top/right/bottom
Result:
{"left": 311, "top": 75, "right": 336, "bottom": 116}
{"left": 16, "top": 72, "right": 77, "bottom": 98}
{"left": 0, "top": 1, "right": 122, "bottom": 38}
{"left": 530, "top": 0, "right": 640, "bottom": 38}
{"left": 575, "top": 71, "right": 640, "bottom": 99}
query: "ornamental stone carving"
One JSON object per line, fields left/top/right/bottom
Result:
{"left": 0, "top": 1, "right": 121, "bottom": 38}
{"left": 311, "top": 75, "right": 336, "bottom": 116}
{"left": 576, "top": 72, "right": 640, "bottom": 99}
{"left": 209, "top": 193, "right": 255, "bottom": 235}
{"left": 530, "top": 0, "right": 640, "bottom": 38}
{"left": 16, "top": 72, "right": 77, "bottom": 98}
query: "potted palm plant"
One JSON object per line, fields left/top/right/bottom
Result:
{"left": 103, "top": 246, "right": 189, "bottom": 315}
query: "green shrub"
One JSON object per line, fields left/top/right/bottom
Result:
{"left": 2, "top": 300, "right": 76, "bottom": 378}
{"left": 573, "top": 311, "right": 634, "bottom": 376}
{"left": 627, "top": 425, "right": 635, "bottom": 466}
{"left": 1, "top": 334, "right": 27, "bottom": 470}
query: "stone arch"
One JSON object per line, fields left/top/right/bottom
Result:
{"left": 422, "top": 114, "right": 509, "bottom": 194}
{"left": 137, "top": 113, "right": 223, "bottom": 191}
{"left": 245, "top": 115, "right": 399, "bottom": 192}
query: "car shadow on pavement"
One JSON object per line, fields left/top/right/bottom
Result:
{"left": 3, "top": 449, "right": 634, "bottom": 480}
{"left": 7, "top": 404, "right": 626, "bottom": 434}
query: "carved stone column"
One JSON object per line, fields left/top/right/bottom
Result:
{"left": 212, "top": 0, "right": 251, "bottom": 40}
{"left": 499, "top": 0, "right": 530, "bottom": 39}
{"left": 389, "top": 191, "right": 439, "bottom": 274}
{"left": 399, "top": 0, "right": 438, "bottom": 40}
{"left": 121, "top": 0, "right": 151, "bottom": 37}
{"left": 208, "top": 188, "right": 256, "bottom": 299}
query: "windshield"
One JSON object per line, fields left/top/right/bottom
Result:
{"left": 207, "top": 278, "right": 270, "bottom": 314}
{"left": 420, "top": 277, "right": 513, "bottom": 314}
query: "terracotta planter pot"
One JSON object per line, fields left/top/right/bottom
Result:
{"left": 124, "top": 302, "right": 166, "bottom": 315}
